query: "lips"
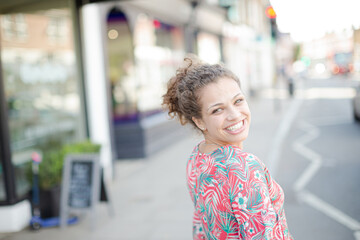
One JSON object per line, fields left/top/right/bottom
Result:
{"left": 225, "top": 120, "right": 245, "bottom": 132}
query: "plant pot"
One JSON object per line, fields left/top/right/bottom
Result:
{"left": 38, "top": 186, "right": 61, "bottom": 218}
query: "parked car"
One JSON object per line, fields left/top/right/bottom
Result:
{"left": 354, "top": 84, "right": 360, "bottom": 122}
{"left": 332, "top": 52, "right": 353, "bottom": 75}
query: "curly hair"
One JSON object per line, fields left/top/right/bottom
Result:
{"left": 162, "top": 54, "right": 241, "bottom": 130}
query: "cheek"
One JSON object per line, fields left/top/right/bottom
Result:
{"left": 243, "top": 105, "right": 251, "bottom": 117}
{"left": 205, "top": 116, "right": 225, "bottom": 130}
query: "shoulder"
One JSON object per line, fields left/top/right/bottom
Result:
{"left": 214, "top": 146, "right": 267, "bottom": 177}
{"left": 212, "top": 145, "right": 259, "bottom": 165}
{"left": 187, "top": 144, "right": 263, "bottom": 169}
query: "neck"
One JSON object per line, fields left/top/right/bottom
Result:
{"left": 203, "top": 137, "right": 223, "bottom": 147}
{"left": 200, "top": 139, "right": 222, "bottom": 154}
{"left": 203, "top": 141, "right": 222, "bottom": 147}
{"left": 203, "top": 138, "right": 244, "bottom": 150}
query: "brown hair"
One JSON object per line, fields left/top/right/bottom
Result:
{"left": 162, "top": 54, "right": 241, "bottom": 129}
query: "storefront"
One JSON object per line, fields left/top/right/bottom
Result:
{"left": 104, "top": 6, "right": 187, "bottom": 158}
{"left": 0, "top": 0, "right": 198, "bottom": 230}
{"left": 0, "top": 0, "right": 87, "bottom": 231}
{"left": 0, "top": 0, "right": 272, "bottom": 232}
{"left": 0, "top": 0, "right": 224, "bottom": 232}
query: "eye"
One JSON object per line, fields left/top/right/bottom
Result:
{"left": 234, "top": 98, "right": 243, "bottom": 104}
{"left": 212, "top": 108, "right": 222, "bottom": 114}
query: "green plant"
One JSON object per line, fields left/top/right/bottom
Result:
{"left": 34, "top": 140, "right": 101, "bottom": 190}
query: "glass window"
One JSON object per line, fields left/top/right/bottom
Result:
{"left": 197, "top": 32, "right": 221, "bottom": 64}
{"left": 134, "top": 14, "right": 185, "bottom": 116}
{"left": 107, "top": 11, "right": 185, "bottom": 122}
{"left": 47, "top": 15, "right": 67, "bottom": 44}
{"left": 106, "top": 8, "right": 137, "bottom": 123}
{"left": 1, "top": 8, "right": 84, "bottom": 198}
{"left": 1, "top": 14, "right": 28, "bottom": 41}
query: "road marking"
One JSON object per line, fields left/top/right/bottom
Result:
{"left": 292, "top": 121, "right": 322, "bottom": 191}
{"left": 300, "top": 191, "right": 360, "bottom": 231}
{"left": 267, "top": 98, "right": 303, "bottom": 177}
{"left": 293, "top": 119, "right": 360, "bottom": 236}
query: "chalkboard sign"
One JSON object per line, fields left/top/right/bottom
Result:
{"left": 60, "top": 154, "right": 100, "bottom": 228}
{"left": 68, "top": 161, "right": 93, "bottom": 208}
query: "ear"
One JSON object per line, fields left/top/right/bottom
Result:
{"left": 192, "top": 117, "right": 206, "bottom": 131}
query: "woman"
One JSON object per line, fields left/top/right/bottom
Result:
{"left": 162, "top": 55, "right": 292, "bottom": 240}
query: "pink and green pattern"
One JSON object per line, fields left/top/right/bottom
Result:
{"left": 187, "top": 144, "right": 293, "bottom": 240}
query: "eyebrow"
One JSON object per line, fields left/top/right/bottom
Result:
{"left": 207, "top": 92, "right": 243, "bottom": 111}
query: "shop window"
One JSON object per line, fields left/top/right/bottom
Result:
{"left": 197, "top": 32, "right": 221, "bottom": 64}
{"left": 0, "top": 8, "right": 83, "bottom": 201}
{"left": 106, "top": 10, "right": 185, "bottom": 123}
{"left": 47, "top": 13, "right": 68, "bottom": 45}
{"left": 134, "top": 14, "right": 185, "bottom": 116}
{"left": 106, "top": 8, "right": 137, "bottom": 123}
{"left": 1, "top": 14, "right": 28, "bottom": 41}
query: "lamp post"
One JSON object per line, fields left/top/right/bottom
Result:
{"left": 185, "top": 0, "right": 200, "bottom": 53}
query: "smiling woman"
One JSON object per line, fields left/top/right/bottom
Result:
{"left": 162, "top": 55, "right": 293, "bottom": 239}
{"left": 192, "top": 77, "right": 251, "bottom": 151}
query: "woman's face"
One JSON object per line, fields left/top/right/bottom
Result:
{"left": 193, "top": 77, "right": 251, "bottom": 149}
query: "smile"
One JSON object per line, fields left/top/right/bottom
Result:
{"left": 225, "top": 120, "right": 244, "bottom": 131}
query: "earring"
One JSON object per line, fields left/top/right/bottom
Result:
{"left": 200, "top": 127, "right": 206, "bottom": 131}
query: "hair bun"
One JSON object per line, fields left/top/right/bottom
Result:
{"left": 162, "top": 54, "right": 240, "bottom": 130}
{"left": 176, "top": 54, "right": 202, "bottom": 81}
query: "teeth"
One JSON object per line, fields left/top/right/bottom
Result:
{"left": 226, "top": 121, "right": 244, "bottom": 131}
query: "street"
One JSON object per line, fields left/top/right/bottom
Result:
{"left": 263, "top": 75, "right": 360, "bottom": 240}
{"left": 1, "top": 75, "right": 359, "bottom": 240}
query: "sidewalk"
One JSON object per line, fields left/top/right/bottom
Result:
{"left": 0, "top": 88, "right": 296, "bottom": 240}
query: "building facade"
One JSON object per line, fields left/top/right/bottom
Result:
{"left": 0, "top": 0, "right": 274, "bottom": 232}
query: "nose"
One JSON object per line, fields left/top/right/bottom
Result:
{"left": 226, "top": 105, "right": 241, "bottom": 121}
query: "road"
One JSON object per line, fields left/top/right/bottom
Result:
{"left": 1, "top": 74, "right": 359, "bottom": 240}
{"left": 266, "top": 75, "right": 360, "bottom": 240}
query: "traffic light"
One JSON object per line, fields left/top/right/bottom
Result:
{"left": 270, "top": 18, "right": 277, "bottom": 39}
{"left": 265, "top": 6, "right": 276, "bottom": 19}
{"left": 265, "top": 6, "right": 277, "bottom": 40}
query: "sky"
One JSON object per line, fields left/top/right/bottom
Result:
{"left": 270, "top": 0, "right": 360, "bottom": 42}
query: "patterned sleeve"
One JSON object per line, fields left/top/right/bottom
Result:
{"left": 192, "top": 210, "right": 206, "bottom": 240}
{"left": 187, "top": 155, "right": 206, "bottom": 239}
{"left": 263, "top": 165, "right": 285, "bottom": 212}
{"left": 227, "top": 152, "right": 278, "bottom": 239}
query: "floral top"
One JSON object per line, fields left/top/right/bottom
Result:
{"left": 186, "top": 143, "right": 292, "bottom": 240}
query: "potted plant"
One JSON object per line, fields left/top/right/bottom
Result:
{"left": 28, "top": 140, "right": 101, "bottom": 218}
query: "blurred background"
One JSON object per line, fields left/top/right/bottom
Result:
{"left": 0, "top": 0, "right": 359, "bottom": 239}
